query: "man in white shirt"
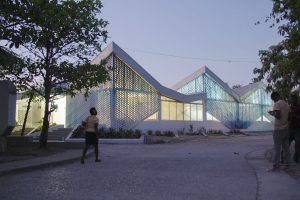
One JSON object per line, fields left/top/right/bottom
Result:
{"left": 81, "top": 107, "right": 100, "bottom": 164}
{"left": 268, "top": 92, "right": 290, "bottom": 170}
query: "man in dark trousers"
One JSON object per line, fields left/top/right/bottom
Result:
{"left": 289, "top": 94, "right": 300, "bottom": 163}
{"left": 269, "top": 92, "right": 290, "bottom": 170}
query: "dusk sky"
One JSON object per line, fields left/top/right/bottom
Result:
{"left": 101, "top": 0, "right": 283, "bottom": 88}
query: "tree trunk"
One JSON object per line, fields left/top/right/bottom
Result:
{"left": 21, "top": 92, "right": 34, "bottom": 136}
{"left": 39, "top": 90, "right": 50, "bottom": 149}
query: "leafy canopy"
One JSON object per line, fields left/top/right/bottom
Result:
{"left": 253, "top": 0, "right": 300, "bottom": 98}
{"left": 0, "top": 0, "right": 110, "bottom": 97}
{"left": 0, "top": 0, "right": 110, "bottom": 148}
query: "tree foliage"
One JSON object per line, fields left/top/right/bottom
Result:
{"left": 0, "top": 0, "right": 110, "bottom": 148}
{"left": 253, "top": 0, "right": 300, "bottom": 98}
{"left": 232, "top": 84, "right": 243, "bottom": 89}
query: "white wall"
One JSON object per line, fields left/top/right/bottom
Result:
{"left": 52, "top": 96, "right": 66, "bottom": 126}
{"left": 0, "top": 81, "right": 16, "bottom": 134}
{"left": 135, "top": 120, "right": 230, "bottom": 133}
{"left": 135, "top": 120, "right": 273, "bottom": 134}
{"left": 246, "top": 121, "right": 274, "bottom": 132}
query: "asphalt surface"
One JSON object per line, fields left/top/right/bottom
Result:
{"left": 0, "top": 135, "right": 299, "bottom": 200}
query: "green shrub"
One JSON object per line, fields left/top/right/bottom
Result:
{"left": 155, "top": 130, "right": 161, "bottom": 136}
{"left": 228, "top": 129, "right": 242, "bottom": 134}
{"left": 147, "top": 130, "right": 153, "bottom": 135}
{"left": 126, "top": 129, "right": 134, "bottom": 138}
{"left": 134, "top": 129, "right": 142, "bottom": 138}
{"left": 207, "top": 130, "right": 223, "bottom": 135}
{"left": 189, "top": 124, "right": 194, "bottom": 134}
{"left": 71, "top": 125, "right": 85, "bottom": 138}
{"left": 196, "top": 127, "right": 206, "bottom": 135}
{"left": 98, "top": 127, "right": 105, "bottom": 138}
{"left": 164, "top": 131, "right": 175, "bottom": 137}
{"left": 71, "top": 126, "right": 142, "bottom": 139}
{"left": 177, "top": 128, "right": 185, "bottom": 135}
{"left": 118, "top": 128, "right": 126, "bottom": 138}
{"left": 108, "top": 128, "right": 116, "bottom": 138}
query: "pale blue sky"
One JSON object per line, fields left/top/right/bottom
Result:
{"left": 101, "top": 0, "right": 282, "bottom": 88}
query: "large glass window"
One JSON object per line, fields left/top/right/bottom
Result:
{"left": 162, "top": 101, "right": 170, "bottom": 120}
{"left": 197, "top": 105, "right": 203, "bottom": 121}
{"left": 145, "top": 112, "right": 158, "bottom": 120}
{"left": 176, "top": 103, "right": 184, "bottom": 120}
{"left": 170, "top": 102, "right": 177, "bottom": 120}
{"left": 191, "top": 104, "right": 197, "bottom": 121}
{"left": 161, "top": 96, "right": 203, "bottom": 121}
{"left": 184, "top": 103, "right": 191, "bottom": 121}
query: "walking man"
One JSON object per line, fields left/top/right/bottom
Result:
{"left": 81, "top": 107, "right": 101, "bottom": 164}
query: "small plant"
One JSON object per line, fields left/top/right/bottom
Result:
{"left": 118, "top": 128, "right": 126, "bottom": 138}
{"left": 126, "top": 129, "right": 134, "bottom": 137}
{"left": 72, "top": 127, "right": 142, "bottom": 139}
{"left": 108, "top": 128, "right": 116, "bottom": 138}
{"left": 98, "top": 127, "right": 105, "bottom": 138}
{"left": 72, "top": 125, "right": 85, "bottom": 138}
{"left": 196, "top": 127, "right": 206, "bottom": 135}
{"left": 188, "top": 124, "right": 194, "bottom": 134}
{"left": 228, "top": 129, "right": 242, "bottom": 134}
{"left": 37, "top": 119, "right": 43, "bottom": 130}
{"left": 207, "top": 130, "right": 223, "bottom": 135}
{"left": 164, "top": 131, "right": 175, "bottom": 137}
{"left": 147, "top": 130, "right": 153, "bottom": 136}
{"left": 155, "top": 130, "right": 162, "bottom": 136}
{"left": 177, "top": 128, "right": 185, "bottom": 136}
{"left": 134, "top": 129, "right": 142, "bottom": 138}
{"left": 49, "top": 122, "right": 56, "bottom": 127}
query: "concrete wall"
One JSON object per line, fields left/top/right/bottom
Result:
{"left": 0, "top": 81, "right": 16, "bottom": 152}
{"left": 135, "top": 120, "right": 230, "bottom": 133}
{"left": 135, "top": 120, "right": 273, "bottom": 134}
{"left": 16, "top": 98, "right": 43, "bottom": 127}
{"left": 245, "top": 121, "right": 273, "bottom": 132}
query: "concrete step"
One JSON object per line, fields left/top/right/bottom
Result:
{"left": 11, "top": 128, "right": 34, "bottom": 136}
{"left": 31, "top": 128, "right": 73, "bottom": 141}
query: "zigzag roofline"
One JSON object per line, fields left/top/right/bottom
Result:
{"left": 233, "top": 81, "right": 266, "bottom": 97}
{"left": 91, "top": 42, "right": 206, "bottom": 103}
{"left": 171, "top": 66, "right": 240, "bottom": 100}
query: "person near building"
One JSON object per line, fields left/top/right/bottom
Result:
{"left": 268, "top": 91, "right": 290, "bottom": 170}
{"left": 288, "top": 94, "right": 300, "bottom": 163}
{"left": 81, "top": 107, "right": 101, "bottom": 164}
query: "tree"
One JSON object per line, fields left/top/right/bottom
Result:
{"left": 232, "top": 84, "right": 243, "bottom": 89}
{"left": 0, "top": 0, "right": 110, "bottom": 148}
{"left": 20, "top": 90, "right": 42, "bottom": 136}
{"left": 253, "top": 0, "right": 300, "bottom": 98}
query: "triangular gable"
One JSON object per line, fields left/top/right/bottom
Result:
{"left": 233, "top": 82, "right": 264, "bottom": 97}
{"left": 172, "top": 66, "right": 239, "bottom": 100}
{"left": 91, "top": 42, "right": 206, "bottom": 103}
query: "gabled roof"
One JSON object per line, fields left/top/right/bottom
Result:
{"left": 91, "top": 42, "right": 206, "bottom": 103}
{"left": 171, "top": 66, "right": 240, "bottom": 100}
{"left": 233, "top": 82, "right": 265, "bottom": 97}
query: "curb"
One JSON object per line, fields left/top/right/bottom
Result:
{"left": 0, "top": 152, "right": 93, "bottom": 177}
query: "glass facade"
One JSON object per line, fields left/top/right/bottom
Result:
{"left": 65, "top": 56, "right": 114, "bottom": 128}
{"left": 238, "top": 88, "right": 273, "bottom": 128}
{"left": 65, "top": 43, "right": 273, "bottom": 131}
{"left": 177, "top": 73, "right": 272, "bottom": 129}
{"left": 178, "top": 75, "right": 204, "bottom": 94}
{"left": 113, "top": 56, "right": 159, "bottom": 129}
{"left": 66, "top": 54, "right": 160, "bottom": 130}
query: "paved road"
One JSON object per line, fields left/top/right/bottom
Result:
{"left": 0, "top": 135, "right": 299, "bottom": 200}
